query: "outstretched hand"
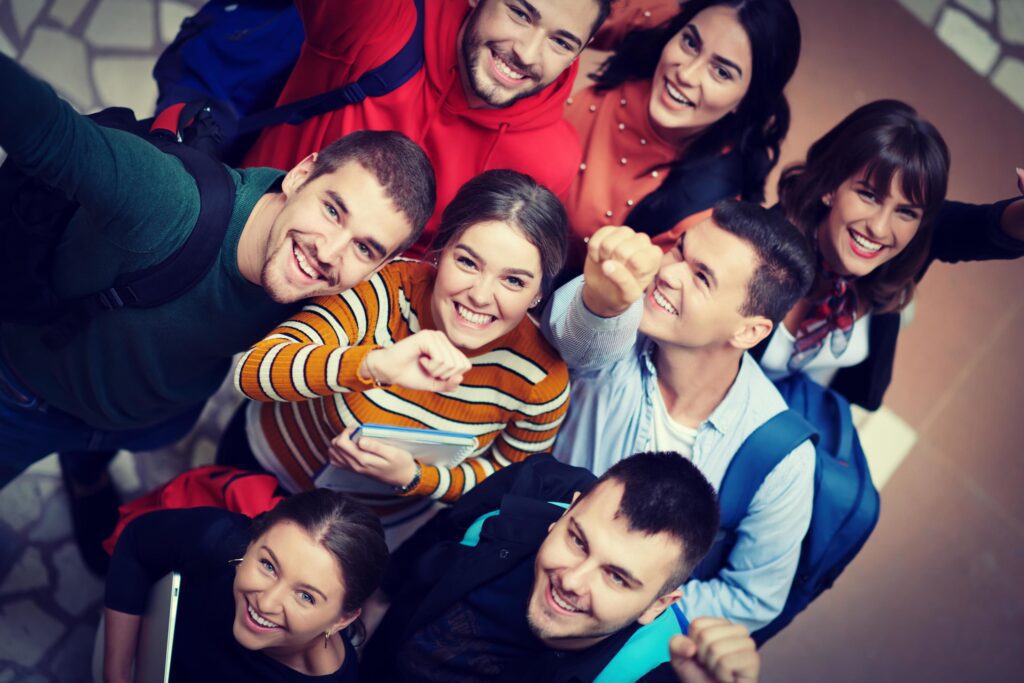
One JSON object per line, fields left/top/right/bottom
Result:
{"left": 669, "top": 618, "right": 760, "bottom": 683}
{"left": 360, "top": 330, "right": 472, "bottom": 393}
{"left": 582, "top": 225, "right": 663, "bottom": 317}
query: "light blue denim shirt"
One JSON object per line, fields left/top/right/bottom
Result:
{"left": 542, "top": 276, "right": 815, "bottom": 630}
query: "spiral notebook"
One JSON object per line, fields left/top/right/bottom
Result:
{"left": 313, "top": 424, "right": 478, "bottom": 495}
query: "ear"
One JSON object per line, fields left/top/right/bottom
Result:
{"left": 728, "top": 315, "right": 773, "bottom": 350}
{"left": 636, "top": 588, "right": 683, "bottom": 626}
{"left": 281, "top": 153, "right": 318, "bottom": 198}
{"left": 331, "top": 606, "right": 362, "bottom": 634}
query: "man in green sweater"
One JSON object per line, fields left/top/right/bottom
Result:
{"left": 0, "top": 53, "right": 436, "bottom": 571}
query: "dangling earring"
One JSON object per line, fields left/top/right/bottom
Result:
{"left": 228, "top": 557, "right": 244, "bottom": 566}
{"left": 324, "top": 630, "right": 332, "bottom": 649}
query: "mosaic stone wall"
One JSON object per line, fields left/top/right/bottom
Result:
{"left": 898, "top": 0, "right": 1024, "bottom": 110}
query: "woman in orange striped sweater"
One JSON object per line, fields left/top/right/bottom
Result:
{"left": 221, "top": 170, "right": 570, "bottom": 546}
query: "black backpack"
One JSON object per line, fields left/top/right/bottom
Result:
{"left": 0, "top": 105, "right": 235, "bottom": 350}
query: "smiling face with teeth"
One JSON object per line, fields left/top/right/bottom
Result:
{"left": 258, "top": 157, "right": 413, "bottom": 304}
{"left": 819, "top": 171, "right": 924, "bottom": 278}
{"left": 430, "top": 219, "right": 542, "bottom": 350}
{"left": 648, "top": 6, "right": 752, "bottom": 146}
{"left": 231, "top": 521, "right": 357, "bottom": 668}
{"left": 638, "top": 217, "right": 767, "bottom": 352}
{"left": 458, "top": 0, "right": 599, "bottom": 108}
{"left": 526, "top": 481, "right": 684, "bottom": 650}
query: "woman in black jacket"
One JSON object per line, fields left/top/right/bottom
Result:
{"left": 103, "top": 489, "right": 388, "bottom": 683}
{"left": 755, "top": 99, "right": 1024, "bottom": 409}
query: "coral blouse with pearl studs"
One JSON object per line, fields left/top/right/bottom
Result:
{"left": 565, "top": 79, "right": 715, "bottom": 258}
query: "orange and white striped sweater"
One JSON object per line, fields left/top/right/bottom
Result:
{"left": 234, "top": 261, "right": 570, "bottom": 510}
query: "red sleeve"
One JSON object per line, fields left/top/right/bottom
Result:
{"left": 290, "top": 0, "right": 417, "bottom": 93}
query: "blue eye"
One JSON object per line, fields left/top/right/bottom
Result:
{"left": 260, "top": 559, "right": 275, "bottom": 574}
{"left": 608, "top": 571, "right": 626, "bottom": 587}
{"left": 299, "top": 591, "right": 316, "bottom": 605}
{"left": 506, "top": 276, "right": 526, "bottom": 289}
{"left": 456, "top": 255, "right": 477, "bottom": 270}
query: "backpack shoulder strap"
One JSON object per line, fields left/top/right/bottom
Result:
{"left": 717, "top": 410, "right": 817, "bottom": 530}
{"left": 235, "top": 0, "right": 426, "bottom": 134}
{"left": 41, "top": 133, "right": 235, "bottom": 350}
{"left": 460, "top": 501, "right": 569, "bottom": 548}
{"left": 594, "top": 603, "right": 689, "bottom": 683}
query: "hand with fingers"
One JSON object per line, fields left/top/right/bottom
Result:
{"left": 328, "top": 427, "right": 419, "bottom": 489}
{"left": 668, "top": 617, "right": 760, "bottom": 683}
{"left": 581, "top": 225, "right": 664, "bottom": 318}
{"left": 360, "top": 330, "right": 473, "bottom": 393}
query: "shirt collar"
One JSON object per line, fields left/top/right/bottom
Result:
{"left": 643, "top": 342, "right": 755, "bottom": 437}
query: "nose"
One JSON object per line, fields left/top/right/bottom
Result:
{"left": 865, "top": 205, "right": 894, "bottom": 240}
{"left": 515, "top": 29, "right": 545, "bottom": 70}
{"left": 558, "top": 561, "right": 592, "bottom": 597}
{"left": 318, "top": 230, "right": 351, "bottom": 275}
{"left": 256, "top": 581, "right": 287, "bottom": 616}
{"left": 675, "top": 56, "right": 702, "bottom": 88}
{"left": 466, "top": 276, "right": 494, "bottom": 308}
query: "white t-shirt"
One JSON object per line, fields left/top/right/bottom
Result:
{"left": 646, "top": 386, "right": 698, "bottom": 458}
{"left": 759, "top": 314, "right": 871, "bottom": 387}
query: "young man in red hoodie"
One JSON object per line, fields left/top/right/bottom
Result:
{"left": 244, "top": 0, "right": 613, "bottom": 257}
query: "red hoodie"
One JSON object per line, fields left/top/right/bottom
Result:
{"left": 243, "top": 0, "right": 582, "bottom": 258}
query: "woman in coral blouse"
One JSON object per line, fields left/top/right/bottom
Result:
{"left": 565, "top": 0, "right": 801, "bottom": 270}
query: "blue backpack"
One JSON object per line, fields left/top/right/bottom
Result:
{"left": 691, "top": 373, "right": 881, "bottom": 645}
{"left": 461, "top": 503, "right": 690, "bottom": 682}
{"left": 153, "top": 0, "right": 425, "bottom": 163}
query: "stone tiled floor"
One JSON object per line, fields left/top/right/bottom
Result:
{"left": 0, "top": 0, "right": 1022, "bottom": 681}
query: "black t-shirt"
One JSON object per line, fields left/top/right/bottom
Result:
{"left": 106, "top": 507, "right": 358, "bottom": 683}
{"left": 394, "top": 557, "right": 544, "bottom": 682}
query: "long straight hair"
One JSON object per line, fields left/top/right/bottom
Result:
{"left": 595, "top": 0, "right": 801, "bottom": 206}
{"left": 777, "top": 100, "right": 950, "bottom": 313}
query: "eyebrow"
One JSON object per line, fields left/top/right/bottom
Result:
{"left": 686, "top": 24, "right": 744, "bottom": 78}
{"left": 456, "top": 244, "right": 537, "bottom": 279}
{"left": 855, "top": 179, "right": 924, "bottom": 210}
{"left": 516, "top": 0, "right": 584, "bottom": 51}
{"left": 325, "top": 190, "right": 387, "bottom": 259}
{"left": 263, "top": 546, "right": 329, "bottom": 602}
{"left": 569, "top": 518, "right": 644, "bottom": 589}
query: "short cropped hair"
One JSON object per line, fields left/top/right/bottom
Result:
{"left": 585, "top": 451, "right": 720, "bottom": 592}
{"left": 711, "top": 199, "right": 815, "bottom": 324}
{"left": 305, "top": 130, "right": 437, "bottom": 255}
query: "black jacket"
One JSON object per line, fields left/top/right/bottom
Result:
{"left": 360, "top": 455, "right": 678, "bottom": 683}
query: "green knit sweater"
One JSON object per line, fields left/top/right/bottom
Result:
{"left": 0, "top": 53, "right": 295, "bottom": 430}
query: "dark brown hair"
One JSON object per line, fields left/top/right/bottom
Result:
{"left": 305, "top": 130, "right": 437, "bottom": 255}
{"left": 249, "top": 489, "right": 389, "bottom": 639}
{"left": 778, "top": 100, "right": 950, "bottom": 313}
{"left": 431, "top": 170, "right": 568, "bottom": 294}
{"left": 595, "top": 0, "right": 801, "bottom": 208}
{"left": 579, "top": 451, "right": 720, "bottom": 591}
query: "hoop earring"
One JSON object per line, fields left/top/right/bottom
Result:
{"left": 228, "top": 557, "right": 243, "bottom": 566}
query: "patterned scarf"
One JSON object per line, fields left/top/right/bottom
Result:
{"left": 788, "top": 262, "right": 859, "bottom": 371}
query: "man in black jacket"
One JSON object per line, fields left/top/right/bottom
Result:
{"left": 361, "top": 452, "right": 759, "bottom": 683}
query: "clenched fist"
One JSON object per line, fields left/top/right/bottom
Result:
{"left": 359, "top": 330, "right": 472, "bottom": 393}
{"left": 582, "top": 225, "right": 663, "bottom": 317}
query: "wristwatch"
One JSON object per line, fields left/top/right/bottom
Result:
{"left": 393, "top": 462, "right": 422, "bottom": 495}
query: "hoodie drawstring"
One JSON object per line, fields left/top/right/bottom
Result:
{"left": 417, "top": 66, "right": 458, "bottom": 144}
{"left": 481, "top": 122, "right": 508, "bottom": 171}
